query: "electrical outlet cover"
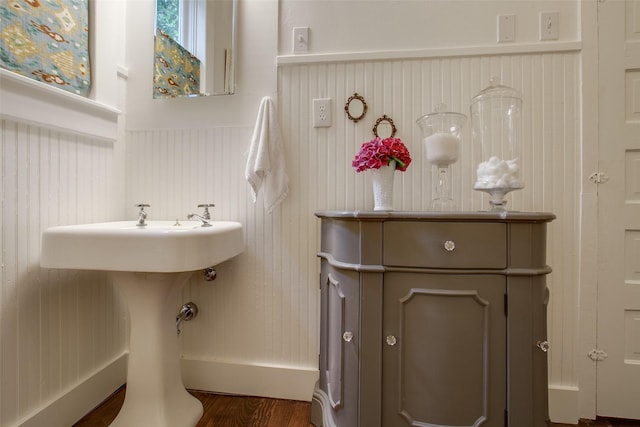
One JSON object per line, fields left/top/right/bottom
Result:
{"left": 313, "top": 98, "right": 332, "bottom": 128}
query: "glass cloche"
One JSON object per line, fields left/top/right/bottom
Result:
{"left": 416, "top": 103, "right": 467, "bottom": 211}
{"left": 471, "top": 77, "right": 524, "bottom": 211}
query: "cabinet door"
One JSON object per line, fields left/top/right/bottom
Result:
{"left": 507, "top": 277, "right": 550, "bottom": 426}
{"left": 382, "top": 273, "right": 506, "bottom": 427}
{"left": 319, "top": 261, "right": 360, "bottom": 427}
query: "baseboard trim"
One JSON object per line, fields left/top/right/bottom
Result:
{"left": 181, "top": 358, "right": 319, "bottom": 402}
{"left": 11, "top": 356, "right": 577, "bottom": 425}
{"left": 13, "top": 352, "right": 127, "bottom": 427}
{"left": 549, "top": 385, "right": 580, "bottom": 424}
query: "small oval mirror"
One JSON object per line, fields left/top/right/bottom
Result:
{"left": 373, "top": 115, "right": 397, "bottom": 139}
{"left": 344, "top": 93, "right": 367, "bottom": 122}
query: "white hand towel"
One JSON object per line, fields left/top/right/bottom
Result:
{"left": 245, "top": 96, "right": 289, "bottom": 213}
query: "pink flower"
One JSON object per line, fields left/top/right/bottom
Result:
{"left": 352, "top": 137, "right": 412, "bottom": 172}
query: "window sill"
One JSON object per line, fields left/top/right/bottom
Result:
{"left": 0, "top": 69, "right": 121, "bottom": 141}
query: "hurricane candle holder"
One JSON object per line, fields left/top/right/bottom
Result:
{"left": 471, "top": 78, "right": 524, "bottom": 211}
{"left": 416, "top": 103, "right": 467, "bottom": 211}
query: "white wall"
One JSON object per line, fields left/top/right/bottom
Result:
{"left": 125, "top": 0, "right": 277, "bottom": 129}
{"left": 124, "top": 0, "right": 588, "bottom": 423}
{"left": 0, "top": 1, "right": 129, "bottom": 426}
{"left": 278, "top": 52, "right": 584, "bottom": 421}
{"left": 1, "top": 0, "right": 593, "bottom": 424}
{"left": 0, "top": 120, "right": 128, "bottom": 427}
{"left": 279, "top": 0, "right": 579, "bottom": 55}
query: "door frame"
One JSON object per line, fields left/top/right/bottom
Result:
{"left": 575, "top": 0, "right": 599, "bottom": 422}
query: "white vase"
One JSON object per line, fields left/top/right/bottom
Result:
{"left": 370, "top": 160, "right": 396, "bottom": 211}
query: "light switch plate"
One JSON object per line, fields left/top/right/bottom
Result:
{"left": 497, "top": 15, "right": 515, "bottom": 43}
{"left": 539, "top": 11, "right": 559, "bottom": 41}
{"left": 293, "top": 27, "right": 309, "bottom": 53}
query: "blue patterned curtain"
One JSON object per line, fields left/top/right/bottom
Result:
{"left": 0, "top": 0, "right": 91, "bottom": 97}
{"left": 153, "top": 29, "right": 201, "bottom": 98}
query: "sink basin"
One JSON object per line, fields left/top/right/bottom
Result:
{"left": 41, "top": 220, "right": 244, "bottom": 272}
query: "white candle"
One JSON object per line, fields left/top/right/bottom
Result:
{"left": 424, "top": 132, "right": 460, "bottom": 166}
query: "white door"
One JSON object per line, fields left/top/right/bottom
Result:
{"left": 597, "top": 0, "right": 640, "bottom": 419}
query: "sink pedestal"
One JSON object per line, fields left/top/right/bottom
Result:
{"left": 109, "top": 271, "right": 203, "bottom": 427}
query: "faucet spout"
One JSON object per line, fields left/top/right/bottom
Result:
{"left": 187, "top": 213, "right": 211, "bottom": 227}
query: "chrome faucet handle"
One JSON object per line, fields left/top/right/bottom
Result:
{"left": 197, "top": 203, "right": 215, "bottom": 220}
{"left": 135, "top": 203, "right": 150, "bottom": 209}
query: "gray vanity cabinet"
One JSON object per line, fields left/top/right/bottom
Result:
{"left": 312, "top": 211, "right": 554, "bottom": 427}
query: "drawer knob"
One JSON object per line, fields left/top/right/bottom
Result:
{"left": 343, "top": 331, "right": 353, "bottom": 342}
{"left": 537, "top": 340, "right": 550, "bottom": 352}
{"left": 386, "top": 335, "right": 397, "bottom": 346}
{"left": 444, "top": 240, "right": 456, "bottom": 251}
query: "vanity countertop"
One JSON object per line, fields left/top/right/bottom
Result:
{"left": 315, "top": 210, "right": 556, "bottom": 223}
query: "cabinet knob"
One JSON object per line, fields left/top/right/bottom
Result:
{"left": 536, "top": 340, "right": 550, "bottom": 352}
{"left": 343, "top": 331, "right": 353, "bottom": 342}
{"left": 385, "top": 335, "right": 397, "bottom": 346}
{"left": 444, "top": 240, "right": 456, "bottom": 252}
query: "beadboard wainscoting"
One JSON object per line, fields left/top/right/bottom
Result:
{"left": 277, "top": 53, "right": 582, "bottom": 418}
{"left": 0, "top": 119, "right": 128, "bottom": 427}
{"left": 125, "top": 126, "right": 321, "bottom": 401}
{"left": 125, "top": 50, "right": 582, "bottom": 420}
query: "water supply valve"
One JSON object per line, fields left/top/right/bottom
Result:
{"left": 176, "top": 302, "right": 198, "bottom": 335}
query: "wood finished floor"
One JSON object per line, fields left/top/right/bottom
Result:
{"left": 73, "top": 386, "right": 640, "bottom": 427}
{"left": 73, "top": 387, "right": 311, "bottom": 427}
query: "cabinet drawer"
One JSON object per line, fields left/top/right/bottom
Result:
{"left": 383, "top": 222, "right": 507, "bottom": 269}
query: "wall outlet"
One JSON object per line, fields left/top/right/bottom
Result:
{"left": 539, "top": 11, "right": 559, "bottom": 41}
{"left": 293, "top": 27, "right": 309, "bottom": 53}
{"left": 497, "top": 15, "right": 515, "bottom": 43}
{"left": 313, "top": 98, "right": 332, "bottom": 128}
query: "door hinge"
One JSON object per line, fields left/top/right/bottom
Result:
{"left": 588, "top": 172, "right": 609, "bottom": 184}
{"left": 588, "top": 349, "right": 608, "bottom": 361}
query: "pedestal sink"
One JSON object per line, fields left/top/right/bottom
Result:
{"left": 41, "top": 220, "right": 244, "bottom": 427}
